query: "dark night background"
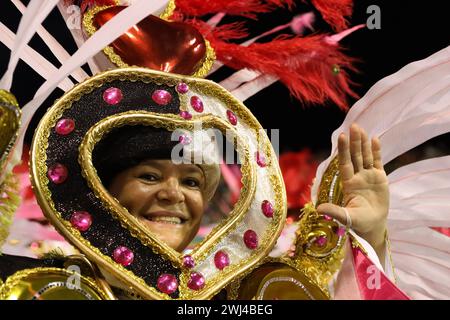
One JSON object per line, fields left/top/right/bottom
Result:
{"left": 1, "top": 0, "right": 449, "bottom": 165}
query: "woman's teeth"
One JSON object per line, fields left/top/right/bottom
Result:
{"left": 148, "top": 216, "right": 182, "bottom": 224}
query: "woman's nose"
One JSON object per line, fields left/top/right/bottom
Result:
{"left": 156, "top": 177, "right": 185, "bottom": 203}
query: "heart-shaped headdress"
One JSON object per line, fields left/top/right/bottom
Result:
{"left": 30, "top": 67, "right": 287, "bottom": 299}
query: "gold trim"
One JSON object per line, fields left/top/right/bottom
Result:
{"left": 30, "top": 67, "right": 286, "bottom": 300}
{"left": 228, "top": 256, "right": 331, "bottom": 300}
{"left": 316, "top": 157, "right": 343, "bottom": 207}
{"left": 0, "top": 267, "right": 112, "bottom": 300}
{"left": 159, "top": 0, "right": 176, "bottom": 20}
{"left": 0, "top": 90, "right": 21, "bottom": 247}
{"left": 349, "top": 235, "right": 368, "bottom": 255}
{"left": 82, "top": 4, "right": 215, "bottom": 78}
{"left": 0, "top": 89, "right": 18, "bottom": 107}
{"left": 63, "top": 254, "right": 117, "bottom": 300}
{"left": 0, "top": 90, "right": 21, "bottom": 178}
{"left": 0, "top": 173, "right": 20, "bottom": 248}
{"left": 385, "top": 229, "right": 398, "bottom": 284}
{"left": 284, "top": 157, "right": 348, "bottom": 293}
{"left": 290, "top": 203, "right": 346, "bottom": 293}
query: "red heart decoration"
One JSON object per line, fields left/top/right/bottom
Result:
{"left": 91, "top": 6, "right": 207, "bottom": 75}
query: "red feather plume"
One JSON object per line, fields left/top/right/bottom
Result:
{"left": 191, "top": 18, "right": 358, "bottom": 109}
{"left": 217, "top": 36, "right": 358, "bottom": 110}
{"left": 175, "top": 1, "right": 358, "bottom": 108}
{"left": 310, "top": 0, "right": 354, "bottom": 31}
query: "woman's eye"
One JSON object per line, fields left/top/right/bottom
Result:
{"left": 183, "top": 178, "right": 200, "bottom": 188}
{"left": 139, "top": 173, "right": 158, "bottom": 182}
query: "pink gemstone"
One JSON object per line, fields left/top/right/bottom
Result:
{"left": 323, "top": 215, "right": 333, "bottom": 221}
{"left": 261, "top": 200, "right": 274, "bottom": 218}
{"left": 226, "top": 110, "right": 237, "bottom": 125}
{"left": 113, "top": 246, "right": 134, "bottom": 266}
{"left": 183, "top": 255, "right": 195, "bottom": 269}
{"left": 47, "top": 163, "right": 68, "bottom": 184}
{"left": 176, "top": 82, "right": 189, "bottom": 94}
{"left": 180, "top": 110, "right": 192, "bottom": 120}
{"left": 179, "top": 134, "right": 192, "bottom": 145}
{"left": 256, "top": 151, "right": 267, "bottom": 167}
{"left": 55, "top": 118, "right": 75, "bottom": 135}
{"left": 103, "top": 87, "right": 123, "bottom": 105}
{"left": 187, "top": 272, "right": 205, "bottom": 290}
{"left": 157, "top": 274, "right": 178, "bottom": 294}
{"left": 336, "top": 226, "right": 346, "bottom": 237}
{"left": 70, "top": 211, "right": 92, "bottom": 232}
{"left": 214, "top": 251, "right": 230, "bottom": 270}
{"left": 152, "top": 89, "right": 172, "bottom": 106}
{"left": 243, "top": 230, "right": 258, "bottom": 250}
{"left": 315, "top": 235, "right": 328, "bottom": 247}
{"left": 190, "top": 96, "right": 204, "bottom": 113}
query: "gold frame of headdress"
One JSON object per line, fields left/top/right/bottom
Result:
{"left": 30, "top": 67, "right": 287, "bottom": 300}
{"left": 82, "top": 0, "right": 215, "bottom": 78}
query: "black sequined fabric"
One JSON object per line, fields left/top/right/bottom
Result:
{"left": 46, "top": 79, "right": 181, "bottom": 298}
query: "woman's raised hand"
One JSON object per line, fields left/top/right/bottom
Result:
{"left": 317, "top": 123, "right": 389, "bottom": 259}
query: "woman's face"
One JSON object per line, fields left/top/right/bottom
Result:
{"left": 108, "top": 159, "right": 206, "bottom": 252}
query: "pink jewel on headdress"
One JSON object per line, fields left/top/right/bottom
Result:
{"left": 187, "top": 272, "right": 205, "bottom": 290}
{"left": 226, "top": 110, "right": 237, "bottom": 125}
{"left": 336, "top": 226, "right": 346, "bottom": 237}
{"left": 176, "top": 82, "right": 189, "bottom": 94}
{"left": 214, "top": 251, "right": 230, "bottom": 270}
{"left": 103, "top": 87, "right": 123, "bottom": 105}
{"left": 180, "top": 110, "right": 192, "bottom": 120}
{"left": 47, "top": 163, "right": 68, "bottom": 184}
{"left": 113, "top": 246, "right": 134, "bottom": 266}
{"left": 179, "top": 134, "right": 192, "bottom": 145}
{"left": 261, "top": 200, "right": 274, "bottom": 218}
{"left": 190, "top": 96, "right": 204, "bottom": 112}
{"left": 243, "top": 230, "right": 258, "bottom": 250}
{"left": 182, "top": 255, "right": 195, "bottom": 269}
{"left": 323, "top": 215, "right": 333, "bottom": 221}
{"left": 157, "top": 274, "right": 178, "bottom": 295}
{"left": 55, "top": 118, "right": 75, "bottom": 135}
{"left": 255, "top": 151, "right": 267, "bottom": 167}
{"left": 314, "top": 235, "right": 328, "bottom": 247}
{"left": 152, "top": 89, "right": 173, "bottom": 105}
{"left": 70, "top": 211, "right": 92, "bottom": 232}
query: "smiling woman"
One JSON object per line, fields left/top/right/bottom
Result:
{"left": 93, "top": 124, "right": 221, "bottom": 252}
